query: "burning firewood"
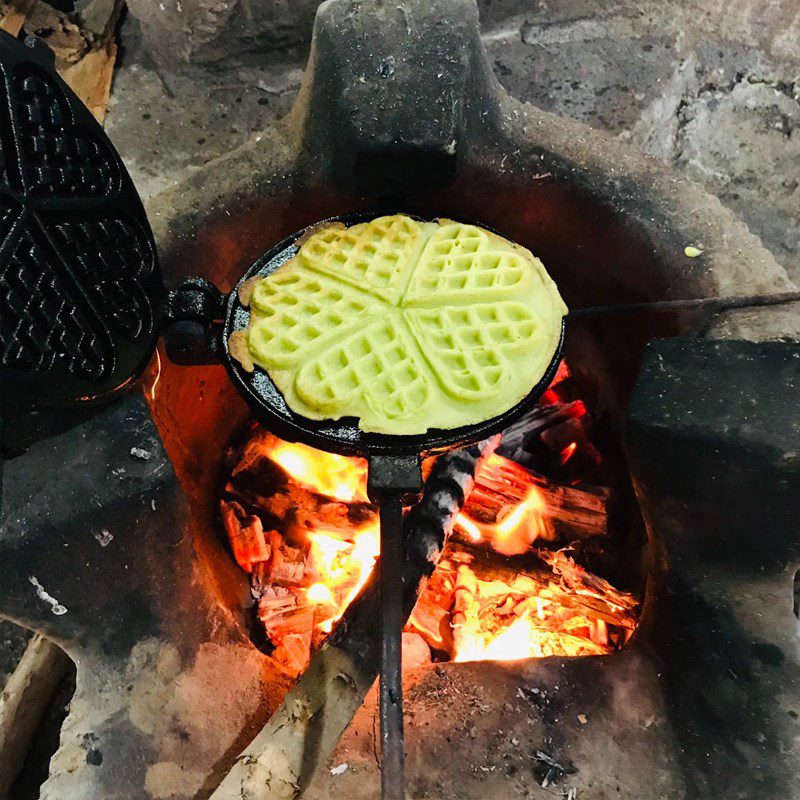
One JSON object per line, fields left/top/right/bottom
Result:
{"left": 222, "top": 424, "right": 614, "bottom": 672}
{"left": 220, "top": 500, "right": 270, "bottom": 572}
{"left": 454, "top": 453, "right": 608, "bottom": 546}
{"left": 410, "top": 539, "right": 638, "bottom": 660}
{"left": 210, "top": 436, "right": 500, "bottom": 800}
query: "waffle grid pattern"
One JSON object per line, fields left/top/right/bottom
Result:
{"left": 295, "top": 316, "right": 430, "bottom": 422}
{"left": 406, "top": 223, "right": 530, "bottom": 300}
{"left": 299, "top": 215, "right": 419, "bottom": 301}
{"left": 46, "top": 216, "right": 153, "bottom": 338}
{"left": 0, "top": 225, "right": 109, "bottom": 378}
{"left": 12, "top": 67, "right": 118, "bottom": 198}
{"left": 249, "top": 269, "right": 371, "bottom": 367}
{"left": 405, "top": 304, "right": 538, "bottom": 397}
{"left": 245, "top": 215, "right": 566, "bottom": 434}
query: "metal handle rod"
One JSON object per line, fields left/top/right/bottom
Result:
{"left": 567, "top": 290, "right": 800, "bottom": 319}
{"left": 379, "top": 493, "right": 405, "bottom": 800}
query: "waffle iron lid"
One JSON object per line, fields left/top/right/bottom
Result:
{"left": 0, "top": 33, "right": 165, "bottom": 411}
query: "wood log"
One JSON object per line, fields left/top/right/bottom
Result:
{"left": 209, "top": 436, "right": 500, "bottom": 800}
{"left": 455, "top": 453, "right": 608, "bottom": 543}
{"left": 448, "top": 541, "right": 639, "bottom": 631}
{"left": 0, "top": 634, "right": 71, "bottom": 797}
{"left": 225, "top": 442, "right": 375, "bottom": 542}
{"left": 497, "top": 400, "right": 587, "bottom": 456}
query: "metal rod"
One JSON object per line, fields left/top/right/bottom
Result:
{"left": 379, "top": 493, "right": 405, "bottom": 800}
{"left": 567, "top": 291, "right": 800, "bottom": 319}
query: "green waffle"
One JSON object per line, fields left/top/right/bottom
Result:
{"left": 240, "top": 214, "right": 567, "bottom": 435}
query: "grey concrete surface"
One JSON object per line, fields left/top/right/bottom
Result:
{"left": 105, "top": 1, "right": 798, "bottom": 282}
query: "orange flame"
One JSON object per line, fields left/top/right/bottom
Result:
{"left": 560, "top": 441, "right": 578, "bottom": 464}
{"left": 305, "top": 523, "right": 379, "bottom": 633}
{"left": 454, "top": 612, "right": 538, "bottom": 663}
{"left": 455, "top": 484, "right": 551, "bottom": 556}
{"left": 234, "top": 429, "right": 638, "bottom": 670}
{"left": 266, "top": 440, "right": 369, "bottom": 503}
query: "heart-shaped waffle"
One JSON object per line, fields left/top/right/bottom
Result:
{"left": 243, "top": 215, "right": 567, "bottom": 435}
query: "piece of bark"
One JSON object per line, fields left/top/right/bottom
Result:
{"left": 75, "top": 0, "right": 124, "bottom": 44}
{"left": 209, "top": 436, "right": 500, "bottom": 800}
{"left": 21, "top": 1, "right": 88, "bottom": 66}
{"left": 0, "top": 0, "right": 35, "bottom": 35}
{"left": 0, "top": 634, "right": 71, "bottom": 797}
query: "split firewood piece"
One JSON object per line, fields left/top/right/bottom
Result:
{"left": 498, "top": 399, "right": 586, "bottom": 455}
{"left": 451, "top": 564, "right": 480, "bottom": 658}
{"left": 220, "top": 500, "right": 271, "bottom": 572}
{"left": 406, "top": 564, "right": 456, "bottom": 653}
{"left": 272, "top": 633, "right": 312, "bottom": 676}
{"left": 61, "top": 39, "right": 117, "bottom": 124}
{"left": 456, "top": 543, "right": 639, "bottom": 632}
{"left": 15, "top": 1, "right": 88, "bottom": 66}
{"left": 209, "top": 435, "right": 500, "bottom": 800}
{"left": 225, "top": 432, "right": 375, "bottom": 539}
{"left": 0, "top": 634, "right": 71, "bottom": 798}
{"left": 455, "top": 452, "right": 608, "bottom": 544}
{"left": 0, "top": 0, "right": 121, "bottom": 125}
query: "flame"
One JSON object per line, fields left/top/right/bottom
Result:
{"left": 266, "top": 440, "right": 369, "bottom": 503}
{"left": 455, "top": 484, "right": 551, "bottom": 556}
{"left": 307, "top": 583, "right": 333, "bottom": 604}
{"left": 560, "top": 441, "right": 578, "bottom": 464}
{"left": 305, "top": 523, "right": 380, "bottom": 632}
{"left": 229, "top": 427, "right": 638, "bottom": 671}
{"left": 454, "top": 613, "right": 536, "bottom": 663}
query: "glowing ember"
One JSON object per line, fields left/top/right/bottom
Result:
{"left": 266, "top": 440, "right": 369, "bottom": 503}
{"left": 560, "top": 441, "right": 578, "bottom": 463}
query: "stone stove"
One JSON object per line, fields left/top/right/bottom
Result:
{"left": 1, "top": 1, "right": 798, "bottom": 799}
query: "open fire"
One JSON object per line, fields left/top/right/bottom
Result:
{"left": 220, "top": 364, "right": 639, "bottom": 674}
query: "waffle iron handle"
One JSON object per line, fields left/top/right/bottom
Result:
{"left": 377, "top": 493, "right": 406, "bottom": 800}
{"left": 162, "top": 277, "right": 227, "bottom": 365}
{"left": 368, "top": 454, "right": 423, "bottom": 800}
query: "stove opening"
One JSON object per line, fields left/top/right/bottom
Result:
{"left": 218, "top": 359, "right": 642, "bottom": 675}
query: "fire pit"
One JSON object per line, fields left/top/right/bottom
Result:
{"left": 1, "top": 0, "right": 798, "bottom": 799}
{"left": 218, "top": 360, "right": 640, "bottom": 676}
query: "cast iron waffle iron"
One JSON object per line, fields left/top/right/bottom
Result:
{"left": 0, "top": 32, "right": 164, "bottom": 441}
